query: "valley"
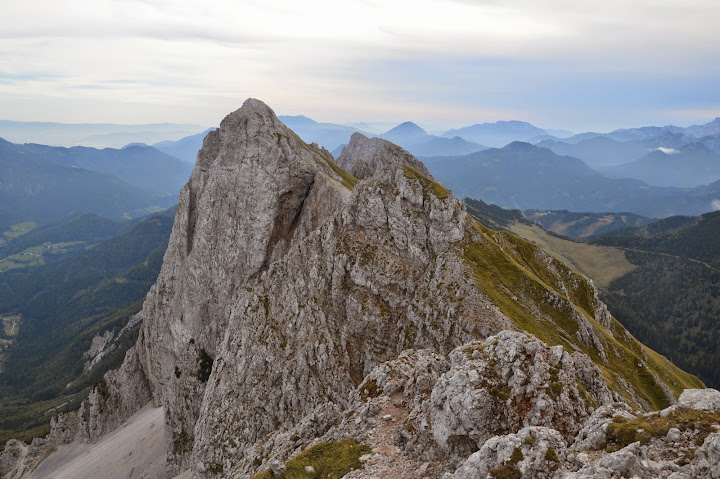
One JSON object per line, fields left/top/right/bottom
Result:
{"left": 0, "top": 314, "right": 21, "bottom": 373}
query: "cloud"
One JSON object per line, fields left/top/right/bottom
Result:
{"left": 1, "top": 0, "right": 719, "bottom": 128}
{"left": 712, "top": 199, "right": 720, "bottom": 211}
{"left": 656, "top": 147, "right": 681, "bottom": 154}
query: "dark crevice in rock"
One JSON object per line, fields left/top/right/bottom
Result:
{"left": 345, "top": 341, "right": 363, "bottom": 386}
{"left": 186, "top": 185, "right": 198, "bottom": 256}
{"left": 255, "top": 175, "right": 316, "bottom": 279}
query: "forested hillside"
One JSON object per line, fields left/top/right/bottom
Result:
{"left": 592, "top": 211, "right": 720, "bottom": 387}
{"left": 0, "top": 209, "right": 174, "bottom": 444}
{"left": 467, "top": 198, "right": 720, "bottom": 389}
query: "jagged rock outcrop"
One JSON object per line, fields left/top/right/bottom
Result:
{"left": 77, "top": 347, "right": 152, "bottom": 443}
{"left": 338, "top": 132, "right": 431, "bottom": 180}
{"left": 189, "top": 157, "right": 510, "bottom": 476}
{"left": 0, "top": 413, "right": 79, "bottom": 479}
{"left": 678, "top": 389, "right": 720, "bottom": 411}
{"left": 451, "top": 426, "right": 568, "bottom": 479}
{"left": 570, "top": 403, "right": 636, "bottom": 451}
{"left": 252, "top": 342, "right": 720, "bottom": 479}
{"left": 427, "top": 332, "right": 611, "bottom": 462}
{"left": 6, "top": 98, "right": 711, "bottom": 479}
{"left": 134, "top": 99, "right": 356, "bottom": 473}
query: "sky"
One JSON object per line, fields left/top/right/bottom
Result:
{"left": 1, "top": 0, "right": 719, "bottom": 132}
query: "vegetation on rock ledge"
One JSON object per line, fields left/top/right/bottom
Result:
{"left": 251, "top": 439, "right": 371, "bottom": 479}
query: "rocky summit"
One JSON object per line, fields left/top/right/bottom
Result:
{"left": 2, "top": 99, "right": 718, "bottom": 479}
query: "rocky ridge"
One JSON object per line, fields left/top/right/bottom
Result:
{"left": 1, "top": 99, "right": 713, "bottom": 479}
{"left": 337, "top": 132, "right": 432, "bottom": 180}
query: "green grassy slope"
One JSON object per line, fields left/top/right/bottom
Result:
{"left": 459, "top": 220, "right": 702, "bottom": 410}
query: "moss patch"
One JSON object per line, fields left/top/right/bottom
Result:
{"left": 490, "top": 465, "right": 522, "bottom": 479}
{"left": 545, "top": 446, "right": 559, "bottom": 462}
{"left": 606, "top": 408, "right": 720, "bottom": 450}
{"left": 250, "top": 440, "right": 371, "bottom": 479}
{"left": 402, "top": 165, "right": 449, "bottom": 200}
{"left": 359, "top": 378, "right": 381, "bottom": 400}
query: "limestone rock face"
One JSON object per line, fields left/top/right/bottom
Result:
{"left": 134, "top": 98, "right": 353, "bottom": 472}
{"left": 76, "top": 347, "right": 152, "bottom": 443}
{"left": 0, "top": 413, "right": 79, "bottom": 479}
{"left": 428, "top": 331, "right": 611, "bottom": 461}
{"left": 570, "top": 403, "right": 635, "bottom": 451}
{"left": 678, "top": 389, "right": 720, "bottom": 412}
{"left": 189, "top": 160, "right": 509, "bottom": 475}
{"left": 359, "top": 349, "right": 450, "bottom": 409}
{"left": 338, "top": 133, "right": 432, "bottom": 180}
{"left": 693, "top": 431, "right": 720, "bottom": 478}
{"left": 0, "top": 440, "right": 27, "bottom": 479}
{"left": 451, "top": 426, "right": 567, "bottom": 479}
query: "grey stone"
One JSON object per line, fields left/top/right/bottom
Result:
{"left": 429, "top": 331, "right": 612, "bottom": 461}
{"left": 451, "top": 426, "right": 567, "bottom": 479}
{"left": 678, "top": 389, "right": 720, "bottom": 412}
{"left": 337, "top": 132, "right": 431, "bottom": 180}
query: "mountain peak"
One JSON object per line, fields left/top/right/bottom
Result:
{"left": 386, "top": 121, "right": 427, "bottom": 135}
{"left": 502, "top": 140, "right": 536, "bottom": 150}
{"left": 442, "top": 121, "right": 548, "bottom": 147}
{"left": 228, "top": 98, "right": 280, "bottom": 125}
{"left": 277, "top": 114, "right": 318, "bottom": 125}
{"left": 380, "top": 121, "right": 428, "bottom": 145}
{"left": 338, "top": 132, "right": 431, "bottom": 180}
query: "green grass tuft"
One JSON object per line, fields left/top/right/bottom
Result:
{"left": 606, "top": 408, "right": 720, "bottom": 450}
{"left": 402, "top": 165, "right": 449, "bottom": 200}
{"left": 250, "top": 439, "right": 371, "bottom": 479}
{"left": 545, "top": 446, "right": 559, "bottom": 462}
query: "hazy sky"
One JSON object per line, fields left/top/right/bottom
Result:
{"left": 1, "top": 0, "right": 719, "bottom": 132}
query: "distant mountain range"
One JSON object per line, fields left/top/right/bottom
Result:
{"left": 379, "top": 121, "right": 487, "bottom": 157}
{"left": 600, "top": 143, "right": 720, "bottom": 188}
{"left": 0, "top": 138, "right": 188, "bottom": 230}
{"left": 535, "top": 136, "right": 652, "bottom": 168}
{"left": 426, "top": 141, "right": 720, "bottom": 217}
{"left": 152, "top": 128, "right": 214, "bottom": 163}
{"left": 537, "top": 118, "right": 720, "bottom": 175}
{"left": 442, "top": 120, "right": 549, "bottom": 147}
{"left": 0, "top": 120, "right": 205, "bottom": 148}
{"left": 278, "top": 115, "right": 363, "bottom": 152}
{"left": 19, "top": 142, "right": 193, "bottom": 194}
{"left": 7, "top": 111, "right": 718, "bottom": 234}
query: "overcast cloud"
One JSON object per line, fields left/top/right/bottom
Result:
{"left": 1, "top": 0, "right": 719, "bottom": 131}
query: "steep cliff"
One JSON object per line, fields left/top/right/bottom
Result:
{"left": 2, "top": 99, "right": 709, "bottom": 479}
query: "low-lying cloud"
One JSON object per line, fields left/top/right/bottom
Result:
{"left": 657, "top": 147, "right": 681, "bottom": 154}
